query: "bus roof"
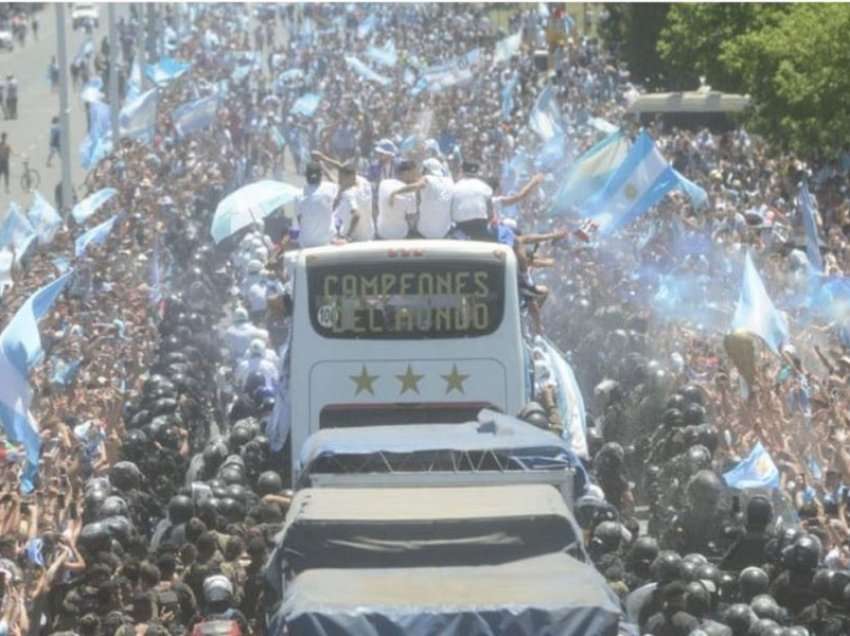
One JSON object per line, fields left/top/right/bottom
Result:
{"left": 298, "top": 412, "right": 575, "bottom": 470}
{"left": 627, "top": 90, "right": 750, "bottom": 114}
{"left": 291, "top": 238, "right": 513, "bottom": 265}
{"left": 285, "top": 483, "right": 568, "bottom": 524}
{"left": 275, "top": 554, "right": 622, "bottom": 636}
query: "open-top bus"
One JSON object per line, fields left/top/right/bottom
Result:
{"left": 280, "top": 240, "right": 528, "bottom": 481}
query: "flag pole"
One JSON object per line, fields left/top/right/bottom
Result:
{"left": 55, "top": 3, "right": 73, "bottom": 218}
{"left": 108, "top": 4, "right": 121, "bottom": 142}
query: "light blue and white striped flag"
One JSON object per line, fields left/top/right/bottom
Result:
{"left": 582, "top": 131, "right": 679, "bottom": 234}
{"left": 344, "top": 56, "right": 391, "bottom": 86}
{"left": 797, "top": 182, "right": 823, "bottom": 272}
{"left": 365, "top": 40, "right": 397, "bottom": 68}
{"left": 529, "top": 85, "right": 564, "bottom": 141}
{"left": 493, "top": 31, "right": 522, "bottom": 66}
{"left": 172, "top": 95, "right": 218, "bottom": 138}
{"left": 551, "top": 131, "right": 630, "bottom": 215}
{"left": 290, "top": 93, "right": 322, "bottom": 118}
{"left": 71, "top": 187, "right": 117, "bottom": 225}
{"left": 0, "top": 203, "right": 38, "bottom": 260}
{"left": 0, "top": 272, "right": 73, "bottom": 492}
{"left": 27, "top": 192, "right": 62, "bottom": 246}
{"left": 145, "top": 57, "right": 191, "bottom": 85}
{"left": 75, "top": 213, "right": 123, "bottom": 257}
{"left": 731, "top": 251, "right": 790, "bottom": 355}
{"left": 119, "top": 89, "right": 159, "bottom": 144}
{"left": 723, "top": 442, "right": 780, "bottom": 490}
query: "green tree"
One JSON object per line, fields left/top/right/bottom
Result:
{"left": 599, "top": 4, "right": 671, "bottom": 89}
{"left": 656, "top": 3, "right": 787, "bottom": 92}
{"left": 720, "top": 3, "right": 850, "bottom": 159}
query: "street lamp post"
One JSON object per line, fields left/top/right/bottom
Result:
{"left": 108, "top": 4, "right": 120, "bottom": 141}
{"left": 54, "top": 3, "right": 73, "bottom": 216}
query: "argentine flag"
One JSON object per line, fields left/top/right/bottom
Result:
{"left": 797, "top": 182, "right": 823, "bottom": 272}
{"left": 731, "top": 252, "right": 790, "bottom": 355}
{"left": 723, "top": 442, "right": 780, "bottom": 491}
{"left": 0, "top": 272, "right": 74, "bottom": 492}
{"left": 582, "top": 131, "right": 679, "bottom": 234}
{"left": 551, "top": 131, "right": 630, "bottom": 215}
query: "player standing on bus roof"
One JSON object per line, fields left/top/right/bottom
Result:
{"left": 377, "top": 159, "right": 418, "bottom": 240}
{"left": 388, "top": 158, "right": 455, "bottom": 239}
{"left": 295, "top": 162, "right": 338, "bottom": 248}
{"left": 450, "top": 161, "right": 494, "bottom": 241}
{"left": 311, "top": 151, "right": 375, "bottom": 242}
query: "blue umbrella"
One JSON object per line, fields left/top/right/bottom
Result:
{"left": 211, "top": 180, "right": 300, "bottom": 243}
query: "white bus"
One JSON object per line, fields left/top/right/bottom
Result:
{"left": 281, "top": 240, "right": 530, "bottom": 482}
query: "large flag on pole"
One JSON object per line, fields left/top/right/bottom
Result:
{"left": 797, "top": 182, "right": 823, "bottom": 272}
{"left": 71, "top": 187, "right": 117, "bottom": 225}
{"left": 581, "top": 131, "right": 679, "bottom": 235}
{"left": 119, "top": 89, "right": 159, "bottom": 144}
{"left": 528, "top": 85, "right": 563, "bottom": 142}
{"left": 27, "top": 192, "right": 63, "bottom": 246}
{"left": 0, "top": 272, "right": 73, "bottom": 492}
{"left": 731, "top": 251, "right": 790, "bottom": 355}
{"left": 75, "top": 213, "right": 122, "bottom": 257}
{"left": 551, "top": 131, "right": 630, "bottom": 215}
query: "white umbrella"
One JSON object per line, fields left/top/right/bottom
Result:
{"left": 211, "top": 180, "right": 301, "bottom": 243}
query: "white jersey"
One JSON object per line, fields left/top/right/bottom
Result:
{"left": 236, "top": 355, "right": 280, "bottom": 389}
{"left": 450, "top": 177, "right": 492, "bottom": 223}
{"left": 377, "top": 178, "right": 414, "bottom": 240}
{"left": 417, "top": 175, "right": 454, "bottom": 239}
{"left": 296, "top": 181, "right": 338, "bottom": 248}
{"left": 335, "top": 176, "right": 375, "bottom": 242}
{"left": 224, "top": 322, "right": 269, "bottom": 362}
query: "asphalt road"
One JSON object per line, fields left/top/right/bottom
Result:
{"left": 0, "top": 4, "right": 125, "bottom": 218}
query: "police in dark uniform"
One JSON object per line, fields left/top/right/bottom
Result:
{"left": 663, "top": 470, "right": 733, "bottom": 559}
{"left": 769, "top": 535, "right": 822, "bottom": 619}
{"left": 720, "top": 495, "right": 774, "bottom": 571}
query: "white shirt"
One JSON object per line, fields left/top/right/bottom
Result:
{"left": 224, "top": 322, "right": 269, "bottom": 363}
{"left": 335, "top": 176, "right": 375, "bottom": 242}
{"left": 377, "top": 178, "right": 414, "bottom": 240}
{"left": 450, "top": 177, "right": 492, "bottom": 223}
{"left": 417, "top": 175, "right": 454, "bottom": 239}
{"left": 246, "top": 280, "right": 268, "bottom": 313}
{"left": 236, "top": 355, "right": 280, "bottom": 388}
{"left": 296, "top": 181, "right": 338, "bottom": 248}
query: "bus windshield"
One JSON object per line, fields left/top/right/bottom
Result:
{"left": 307, "top": 260, "right": 505, "bottom": 339}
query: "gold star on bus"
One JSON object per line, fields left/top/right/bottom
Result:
{"left": 396, "top": 365, "right": 424, "bottom": 394}
{"left": 442, "top": 364, "right": 469, "bottom": 394}
{"left": 350, "top": 365, "right": 378, "bottom": 396}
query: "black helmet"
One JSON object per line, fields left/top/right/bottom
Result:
{"left": 594, "top": 442, "right": 625, "bottom": 475}
{"left": 230, "top": 421, "right": 255, "bottom": 451}
{"left": 98, "top": 496, "right": 129, "bottom": 519}
{"left": 257, "top": 471, "right": 282, "bottom": 496}
{"left": 681, "top": 560, "right": 699, "bottom": 582}
{"left": 695, "top": 425, "right": 719, "bottom": 454}
{"left": 168, "top": 495, "right": 194, "bottom": 525}
{"left": 785, "top": 628, "right": 810, "bottom": 636}
{"left": 123, "top": 429, "right": 149, "bottom": 461}
{"left": 746, "top": 496, "right": 773, "bottom": 530}
{"left": 827, "top": 569, "right": 850, "bottom": 604}
{"left": 128, "top": 409, "right": 152, "bottom": 429}
{"left": 101, "top": 515, "right": 134, "bottom": 545}
{"left": 590, "top": 521, "right": 622, "bottom": 555}
{"left": 679, "top": 384, "right": 704, "bottom": 405}
{"left": 629, "top": 536, "right": 659, "bottom": 567}
{"left": 695, "top": 563, "right": 720, "bottom": 587}
{"left": 687, "top": 470, "right": 724, "bottom": 508}
{"left": 748, "top": 619, "right": 780, "bottom": 636}
{"left": 719, "top": 571, "right": 738, "bottom": 603}
{"left": 666, "top": 394, "right": 687, "bottom": 411}
{"left": 219, "top": 464, "right": 244, "bottom": 486}
{"left": 723, "top": 603, "right": 756, "bottom": 636}
{"left": 739, "top": 567, "right": 770, "bottom": 602}
{"left": 224, "top": 484, "right": 248, "bottom": 503}
{"left": 685, "top": 581, "right": 711, "bottom": 617}
{"left": 574, "top": 496, "right": 618, "bottom": 530}
{"left": 110, "top": 461, "right": 142, "bottom": 491}
{"left": 651, "top": 551, "right": 684, "bottom": 584}
{"left": 78, "top": 522, "right": 112, "bottom": 554}
{"left": 219, "top": 497, "right": 245, "bottom": 522}
{"left": 84, "top": 488, "right": 109, "bottom": 522}
{"left": 244, "top": 371, "right": 267, "bottom": 397}
{"left": 151, "top": 397, "right": 179, "bottom": 417}
{"left": 786, "top": 535, "right": 821, "bottom": 572}
{"left": 683, "top": 403, "right": 706, "bottom": 426}
{"left": 203, "top": 440, "right": 229, "bottom": 472}
{"left": 750, "top": 594, "right": 783, "bottom": 622}
{"left": 663, "top": 407, "right": 684, "bottom": 428}
{"left": 686, "top": 445, "right": 712, "bottom": 474}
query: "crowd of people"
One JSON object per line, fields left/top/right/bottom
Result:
{"left": 1, "top": 3, "right": 850, "bottom": 635}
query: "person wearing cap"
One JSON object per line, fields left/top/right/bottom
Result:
{"left": 235, "top": 339, "right": 279, "bottom": 391}
{"left": 224, "top": 307, "right": 269, "bottom": 365}
{"left": 377, "top": 159, "right": 418, "bottom": 240}
{"left": 295, "top": 161, "right": 338, "bottom": 248}
{"left": 450, "top": 160, "right": 494, "bottom": 241}
{"left": 192, "top": 574, "right": 250, "bottom": 635}
{"left": 388, "top": 158, "right": 454, "bottom": 239}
